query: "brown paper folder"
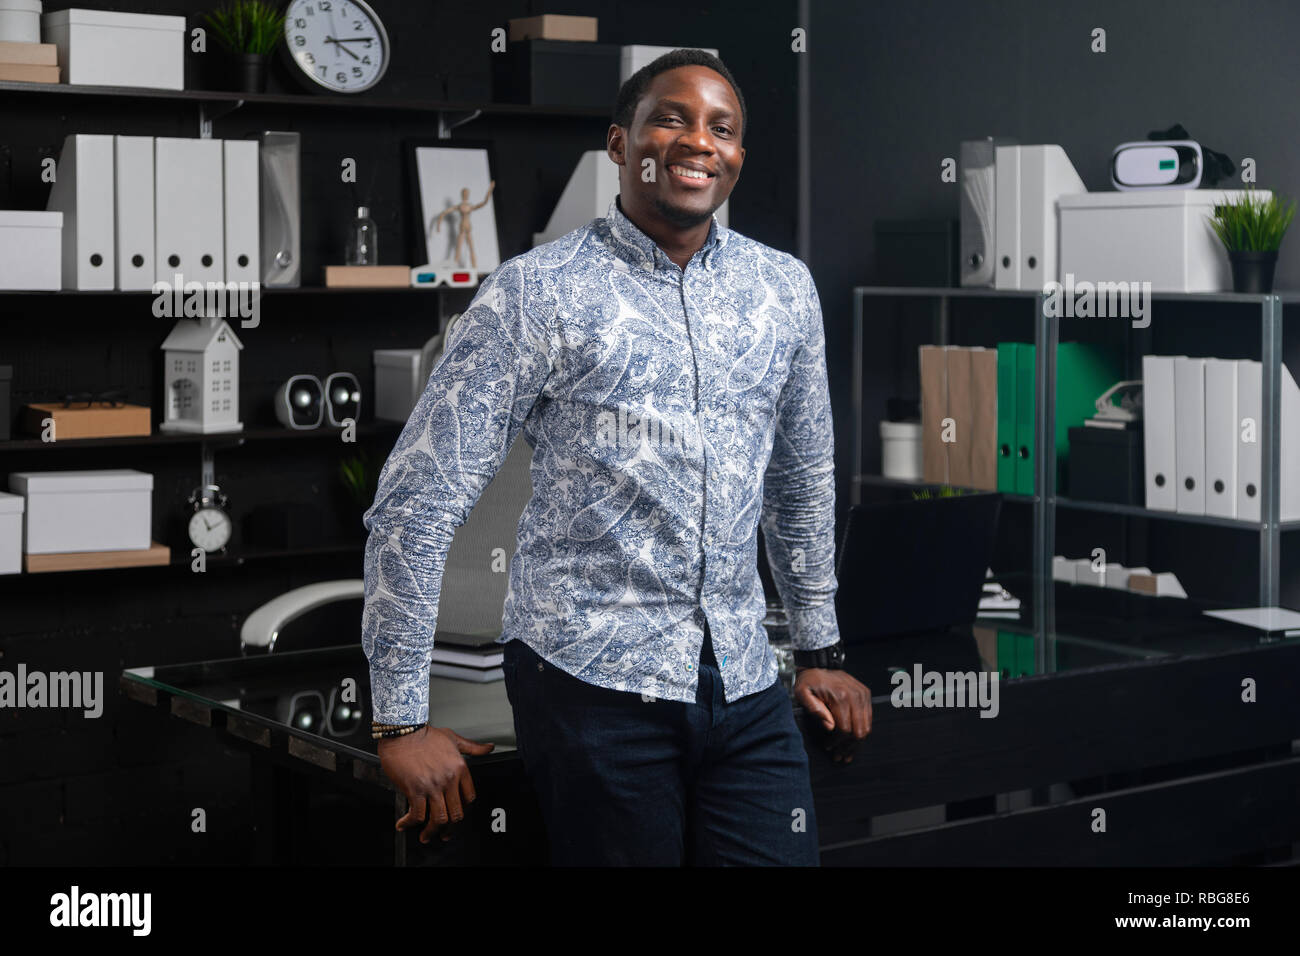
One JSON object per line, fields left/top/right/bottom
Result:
{"left": 0, "top": 41, "right": 59, "bottom": 65}
{"left": 23, "top": 403, "right": 151, "bottom": 440}
{"left": 919, "top": 345, "right": 948, "bottom": 483}
{"left": 969, "top": 347, "right": 999, "bottom": 490}
{"left": 0, "top": 63, "right": 59, "bottom": 83}
{"left": 945, "top": 347, "right": 972, "bottom": 487}
{"left": 324, "top": 265, "right": 410, "bottom": 288}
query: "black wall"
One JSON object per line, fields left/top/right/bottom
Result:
{"left": 0, "top": 0, "right": 797, "bottom": 864}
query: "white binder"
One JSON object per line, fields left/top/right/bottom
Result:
{"left": 155, "top": 137, "right": 224, "bottom": 285}
{"left": 1175, "top": 356, "right": 1207, "bottom": 514}
{"left": 113, "top": 135, "right": 154, "bottom": 291}
{"left": 1203, "top": 357, "right": 1238, "bottom": 518}
{"left": 222, "top": 139, "right": 260, "bottom": 285}
{"left": 994, "top": 145, "right": 1020, "bottom": 289}
{"left": 1142, "top": 354, "right": 1179, "bottom": 511}
{"left": 995, "top": 144, "right": 1086, "bottom": 290}
{"left": 44, "top": 134, "right": 115, "bottom": 290}
{"left": 1236, "top": 359, "right": 1262, "bottom": 522}
{"left": 1019, "top": 145, "right": 1087, "bottom": 289}
{"left": 1284, "top": 363, "right": 1300, "bottom": 522}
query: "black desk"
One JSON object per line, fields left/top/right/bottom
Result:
{"left": 121, "top": 593, "right": 1300, "bottom": 865}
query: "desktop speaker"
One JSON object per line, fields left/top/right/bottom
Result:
{"left": 274, "top": 374, "right": 323, "bottom": 429}
{"left": 323, "top": 372, "right": 361, "bottom": 426}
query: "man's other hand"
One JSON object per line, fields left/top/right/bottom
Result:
{"left": 378, "top": 726, "right": 495, "bottom": 843}
{"left": 793, "top": 669, "right": 872, "bottom": 763}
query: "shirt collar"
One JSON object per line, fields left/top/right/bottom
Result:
{"left": 605, "top": 193, "right": 729, "bottom": 273}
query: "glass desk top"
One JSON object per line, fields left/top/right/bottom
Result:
{"left": 121, "top": 595, "right": 1298, "bottom": 768}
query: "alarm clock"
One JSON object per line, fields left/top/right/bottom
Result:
{"left": 283, "top": 0, "right": 391, "bottom": 94}
{"left": 187, "top": 484, "right": 232, "bottom": 554}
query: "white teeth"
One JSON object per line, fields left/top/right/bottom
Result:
{"left": 671, "top": 165, "right": 709, "bottom": 180}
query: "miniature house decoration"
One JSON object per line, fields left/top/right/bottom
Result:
{"left": 159, "top": 316, "right": 243, "bottom": 433}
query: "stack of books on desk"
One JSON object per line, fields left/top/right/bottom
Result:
{"left": 430, "top": 635, "right": 505, "bottom": 682}
{"left": 0, "top": 41, "right": 60, "bottom": 84}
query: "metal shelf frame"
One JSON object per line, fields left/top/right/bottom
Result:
{"left": 851, "top": 285, "right": 1290, "bottom": 673}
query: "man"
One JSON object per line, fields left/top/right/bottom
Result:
{"left": 362, "top": 48, "right": 872, "bottom": 866}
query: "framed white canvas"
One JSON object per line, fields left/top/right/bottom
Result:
{"left": 407, "top": 141, "right": 500, "bottom": 273}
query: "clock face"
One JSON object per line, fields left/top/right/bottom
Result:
{"left": 189, "top": 506, "right": 233, "bottom": 553}
{"left": 284, "top": 0, "right": 390, "bottom": 94}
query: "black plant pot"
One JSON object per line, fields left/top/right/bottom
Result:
{"left": 1228, "top": 249, "right": 1279, "bottom": 293}
{"left": 237, "top": 53, "right": 270, "bottom": 93}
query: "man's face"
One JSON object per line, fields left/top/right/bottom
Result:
{"left": 610, "top": 65, "right": 745, "bottom": 229}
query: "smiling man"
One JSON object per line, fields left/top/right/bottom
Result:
{"left": 362, "top": 48, "right": 872, "bottom": 866}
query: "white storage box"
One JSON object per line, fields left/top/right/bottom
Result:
{"left": 42, "top": 8, "right": 184, "bottom": 89}
{"left": 374, "top": 348, "right": 423, "bottom": 422}
{"left": 0, "top": 210, "right": 61, "bottom": 290}
{"left": 1059, "top": 189, "right": 1271, "bottom": 293}
{"left": 0, "top": 491, "right": 23, "bottom": 574}
{"left": 8, "top": 469, "right": 153, "bottom": 554}
{"left": 0, "top": 0, "right": 41, "bottom": 44}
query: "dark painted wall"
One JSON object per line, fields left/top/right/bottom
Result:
{"left": 809, "top": 0, "right": 1300, "bottom": 604}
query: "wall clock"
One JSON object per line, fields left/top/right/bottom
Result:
{"left": 283, "top": 0, "right": 391, "bottom": 94}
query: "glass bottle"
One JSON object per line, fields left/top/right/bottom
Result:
{"left": 345, "top": 206, "right": 377, "bottom": 266}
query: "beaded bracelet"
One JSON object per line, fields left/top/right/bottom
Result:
{"left": 371, "top": 722, "right": 426, "bottom": 740}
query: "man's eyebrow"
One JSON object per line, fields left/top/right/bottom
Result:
{"left": 652, "top": 98, "right": 737, "bottom": 120}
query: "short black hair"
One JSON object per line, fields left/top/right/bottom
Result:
{"left": 612, "top": 48, "right": 748, "bottom": 141}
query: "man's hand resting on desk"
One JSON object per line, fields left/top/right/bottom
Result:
{"left": 379, "top": 726, "right": 495, "bottom": 843}
{"left": 794, "top": 669, "right": 872, "bottom": 764}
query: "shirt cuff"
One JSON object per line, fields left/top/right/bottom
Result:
{"left": 368, "top": 665, "right": 430, "bottom": 726}
{"left": 786, "top": 600, "right": 842, "bottom": 651}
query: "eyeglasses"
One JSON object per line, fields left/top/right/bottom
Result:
{"left": 60, "top": 389, "right": 128, "bottom": 408}
{"left": 409, "top": 265, "right": 478, "bottom": 288}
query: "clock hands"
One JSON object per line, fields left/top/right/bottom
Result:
{"left": 324, "top": 36, "right": 363, "bottom": 61}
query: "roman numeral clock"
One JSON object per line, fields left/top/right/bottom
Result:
{"left": 283, "top": 0, "right": 391, "bottom": 94}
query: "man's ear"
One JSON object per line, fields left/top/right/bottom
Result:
{"left": 606, "top": 124, "right": 626, "bottom": 167}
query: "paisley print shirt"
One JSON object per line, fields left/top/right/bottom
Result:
{"left": 362, "top": 194, "right": 841, "bottom": 724}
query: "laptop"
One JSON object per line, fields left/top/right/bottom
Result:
{"left": 834, "top": 492, "right": 1002, "bottom": 641}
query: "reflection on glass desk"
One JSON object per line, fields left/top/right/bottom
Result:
{"left": 120, "top": 592, "right": 1296, "bottom": 771}
{"left": 124, "top": 647, "right": 517, "bottom": 765}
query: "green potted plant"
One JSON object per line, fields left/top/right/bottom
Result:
{"left": 203, "top": 0, "right": 285, "bottom": 94}
{"left": 339, "top": 449, "right": 380, "bottom": 541}
{"left": 1208, "top": 186, "right": 1296, "bottom": 293}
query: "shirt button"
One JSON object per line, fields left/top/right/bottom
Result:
{"left": 536, "top": 662, "right": 544, "bottom": 672}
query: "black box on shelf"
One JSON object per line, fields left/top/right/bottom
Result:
{"left": 0, "top": 364, "right": 11, "bottom": 442}
{"left": 491, "top": 39, "right": 619, "bottom": 108}
{"left": 873, "top": 219, "right": 959, "bottom": 287}
{"left": 1067, "top": 425, "right": 1144, "bottom": 504}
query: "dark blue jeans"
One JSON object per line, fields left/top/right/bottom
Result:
{"left": 502, "top": 627, "right": 820, "bottom": 866}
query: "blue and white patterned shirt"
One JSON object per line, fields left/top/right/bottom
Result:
{"left": 362, "top": 194, "right": 841, "bottom": 725}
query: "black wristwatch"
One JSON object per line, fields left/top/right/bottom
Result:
{"left": 792, "top": 640, "right": 847, "bottom": 670}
